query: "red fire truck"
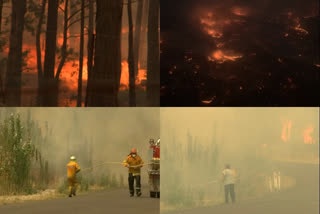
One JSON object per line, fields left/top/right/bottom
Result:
{"left": 148, "top": 138, "right": 160, "bottom": 198}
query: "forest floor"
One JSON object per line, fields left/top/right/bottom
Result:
{"left": 0, "top": 187, "right": 159, "bottom": 214}
{"left": 163, "top": 161, "right": 319, "bottom": 214}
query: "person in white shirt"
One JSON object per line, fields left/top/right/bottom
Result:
{"left": 222, "top": 164, "right": 236, "bottom": 204}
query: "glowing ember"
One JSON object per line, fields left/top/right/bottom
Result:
{"left": 303, "top": 126, "right": 314, "bottom": 144}
{"left": 281, "top": 120, "right": 292, "bottom": 142}
{"left": 208, "top": 50, "right": 242, "bottom": 63}
{"left": 201, "top": 96, "right": 216, "bottom": 104}
{"left": 294, "top": 25, "right": 309, "bottom": 35}
{"left": 231, "top": 7, "right": 249, "bottom": 16}
{"left": 199, "top": 12, "right": 226, "bottom": 39}
{"left": 205, "top": 28, "right": 223, "bottom": 38}
{"left": 292, "top": 18, "right": 309, "bottom": 35}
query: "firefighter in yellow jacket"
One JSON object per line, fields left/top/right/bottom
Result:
{"left": 67, "top": 156, "right": 81, "bottom": 197}
{"left": 123, "top": 148, "right": 144, "bottom": 197}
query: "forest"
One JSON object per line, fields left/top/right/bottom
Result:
{"left": 0, "top": 0, "right": 159, "bottom": 107}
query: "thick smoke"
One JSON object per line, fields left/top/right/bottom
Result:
{"left": 0, "top": 108, "right": 160, "bottom": 185}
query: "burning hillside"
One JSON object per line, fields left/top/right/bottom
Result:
{"left": 161, "top": 0, "right": 320, "bottom": 106}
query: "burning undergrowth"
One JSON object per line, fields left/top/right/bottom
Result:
{"left": 161, "top": 0, "right": 319, "bottom": 106}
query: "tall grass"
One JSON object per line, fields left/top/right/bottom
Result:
{"left": 0, "top": 113, "right": 50, "bottom": 195}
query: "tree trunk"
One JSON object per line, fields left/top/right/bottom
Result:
{"left": 0, "top": 0, "right": 3, "bottom": 32}
{"left": 5, "top": 0, "right": 27, "bottom": 106}
{"left": 128, "top": 0, "right": 136, "bottom": 106}
{"left": 134, "top": 0, "right": 144, "bottom": 78}
{"left": 139, "top": 0, "right": 149, "bottom": 68}
{"left": 85, "top": 0, "right": 94, "bottom": 107}
{"left": 77, "top": 0, "right": 85, "bottom": 107}
{"left": 69, "top": 0, "right": 78, "bottom": 49}
{"left": 43, "top": 0, "right": 58, "bottom": 106}
{"left": 87, "top": 0, "right": 123, "bottom": 106}
{"left": 36, "top": 0, "right": 47, "bottom": 106}
{"left": 55, "top": 0, "right": 69, "bottom": 81}
{"left": 115, "top": 3, "right": 123, "bottom": 94}
{"left": 147, "top": 0, "right": 159, "bottom": 106}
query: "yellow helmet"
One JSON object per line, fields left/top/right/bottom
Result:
{"left": 70, "top": 156, "right": 76, "bottom": 161}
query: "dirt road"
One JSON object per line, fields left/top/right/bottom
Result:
{"left": 165, "top": 162, "right": 319, "bottom": 214}
{"left": 0, "top": 188, "right": 159, "bottom": 214}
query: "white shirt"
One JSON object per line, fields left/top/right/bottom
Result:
{"left": 222, "top": 169, "right": 235, "bottom": 185}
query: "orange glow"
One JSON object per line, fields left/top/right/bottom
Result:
{"left": 200, "top": 15, "right": 224, "bottom": 39}
{"left": 231, "top": 7, "right": 249, "bottom": 16}
{"left": 120, "top": 61, "right": 147, "bottom": 91}
{"left": 22, "top": 44, "right": 88, "bottom": 91}
{"left": 294, "top": 25, "right": 309, "bottom": 34}
{"left": 208, "top": 50, "right": 242, "bottom": 63}
{"left": 281, "top": 119, "right": 292, "bottom": 142}
{"left": 303, "top": 126, "right": 314, "bottom": 144}
{"left": 205, "top": 28, "right": 223, "bottom": 39}
{"left": 292, "top": 18, "right": 309, "bottom": 35}
{"left": 201, "top": 96, "right": 216, "bottom": 104}
{"left": 122, "top": 27, "right": 129, "bottom": 34}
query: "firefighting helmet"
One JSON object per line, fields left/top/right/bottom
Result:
{"left": 70, "top": 156, "right": 76, "bottom": 161}
{"left": 131, "top": 148, "right": 137, "bottom": 154}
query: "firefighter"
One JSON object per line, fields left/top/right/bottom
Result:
{"left": 67, "top": 156, "right": 81, "bottom": 197}
{"left": 222, "top": 164, "right": 236, "bottom": 204}
{"left": 123, "top": 148, "right": 144, "bottom": 197}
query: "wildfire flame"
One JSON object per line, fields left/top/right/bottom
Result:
{"left": 199, "top": 9, "right": 243, "bottom": 63}
{"left": 120, "top": 61, "right": 147, "bottom": 91}
{"left": 208, "top": 50, "right": 242, "bottom": 64}
{"left": 231, "top": 7, "right": 249, "bottom": 16}
{"left": 303, "top": 126, "right": 314, "bottom": 144}
{"left": 281, "top": 119, "right": 292, "bottom": 142}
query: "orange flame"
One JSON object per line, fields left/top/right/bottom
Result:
{"left": 120, "top": 61, "right": 146, "bottom": 91}
{"left": 281, "top": 119, "right": 292, "bottom": 142}
{"left": 303, "top": 126, "right": 314, "bottom": 144}
{"left": 231, "top": 7, "right": 249, "bottom": 16}
{"left": 208, "top": 50, "right": 242, "bottom": 63}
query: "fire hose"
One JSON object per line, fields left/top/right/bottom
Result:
{"left": 80, "top": 161, "right": 159, "bottom": 174}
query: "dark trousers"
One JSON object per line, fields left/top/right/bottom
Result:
{"left": 128, "top": 173, "right": 141, "bottom": 195}
{"left": 224, "top": 184, "right": 235, "bottom": 203}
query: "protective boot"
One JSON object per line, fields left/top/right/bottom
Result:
{"left": 68, "top": 186, "right": 73, "bottom": 197}
{"left": 72, "top": 187, "right": 76, "bottom": 196}
{"left": 136, "top": 189, "right": 141, "bottom": 197}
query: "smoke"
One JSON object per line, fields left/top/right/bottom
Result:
{"left": 0, "top": 108, "right": 160, "bottom": 185}
{"left": 160, "top": 108, "right": 319, "bottom": 211}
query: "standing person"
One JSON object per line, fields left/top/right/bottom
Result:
{"left": 67, "top": 156, "right": 81, "bottom": 197}
{"left": 123, "top": 148, "right": 144, "bottom": 197}
{"left": 222, "top": 164, "right": 236, "bottom": 204}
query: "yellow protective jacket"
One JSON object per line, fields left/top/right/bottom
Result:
{"left": 123, "top": 154, "right": 144, "bottom": 175}
{"left": 67, "top": 161, "right": 81, "bottom": 179}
